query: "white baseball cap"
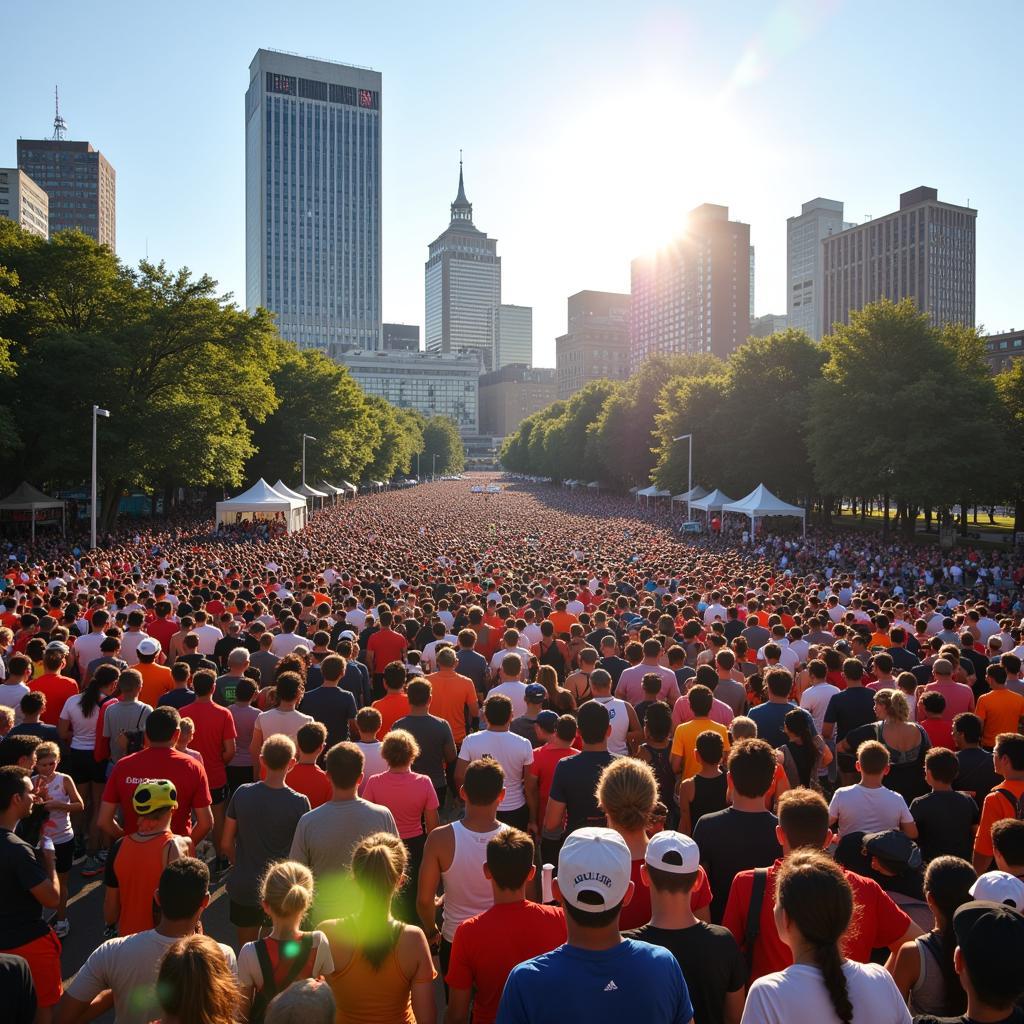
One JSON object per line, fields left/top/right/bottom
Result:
{"left": 556, "top": 827, "right": 631, "bottom": 911}
{"left": 970, "top": 871, "right": 1024, "bottom": 912}
{"left": 136, "top": 637, "right": 161, "bottom": 657}
{"left": 645, "top": 831, "right": 700, "bottom": 874}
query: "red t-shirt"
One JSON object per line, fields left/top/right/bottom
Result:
{"left": 366, "top": 628, "right": 408, "bottom": 674}
{"left": 920, "top": 717, "right": 955, "bottom": 750}
{"left": 181, "top": 700, "right": 237, "bottom": 790}
{"left": 33, "top": 673, "right": 79, "bottom": 724}
{"left": 722, "top": 859, "right": 911, "bottom": 981}
{"left": 446, "top": 900, "right": 567, "bottom": 1024}
{"left": 146, "top": 618, "right": 178, "bottom": 655}
{"left": 286, "top": 763, "right": 333, "bottom": 809}
{"left": 619, "top": 859, "right": 712, "bottom": 930}
{"left": 528, "top": 744, "right": 576, "bottom": 823}
{"left": 103, "top": 746, "right": 213, "bottom": 837}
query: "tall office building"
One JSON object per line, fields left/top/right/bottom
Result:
{"left": 787, "top": 198, "right": 851, "bottom": 340}
{"left": 17, "top": 95, "right": 115, "bottom": 249}
{"left": 496, "top": 304, "right": 532, "bottom": 368}
{"left": 0, "top": 168, "right": 49, "bottom": 238}
{"left": 630, "top": 204, "right": 751, "bottom": 370}
{"left": 479, "top": 364, "right": 556, "bottom": 436}
{"left": 556, "top": 290, "right": 631, "bottom": 400}
{"left": 382, "top": 323, "right": 420, "bottom": 352}
{"left": 245, "top": 49, "right": 382, "bottom": 354}
{"left": 821, "top": 187, "right": 976, "bottom": 334}
{"left": 424, "top": 161, "right": 501, "bottom": 371}
{"left": 752, "top": 313, "right": 788, "bottom": 337}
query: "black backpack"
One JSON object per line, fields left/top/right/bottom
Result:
{"left": 248, "top": 934, "right": 315, "bottom": 1024}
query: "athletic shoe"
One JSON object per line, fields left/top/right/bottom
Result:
{"left": 81, "top": 855, "right": 104, "bottom": 877}
{"left": 53, "top": 919, "right": 70, "bottom": 938}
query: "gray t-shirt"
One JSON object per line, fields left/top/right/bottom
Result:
{"left": 225, "top": 782, "right": 309, "bottom": 906}
{"left": 510, "top": 713, "right": 544, "bottom": 748}
{"left": 713, "top": 677, "right": 748, "bottom": 716}
{"left": 393, "top": 713, "right": 455, "bottom": 788}
{"left": 249, "top": 650, "right": 280, "bottom": 687}
{"left": 66, "top": 928, "right": 236, "bottom": 1024}
{"left": 288, "top": 798, "right": 398, "bottom": 923}
{"left": 102, "top": 699, "right": 153, "bottom": 764}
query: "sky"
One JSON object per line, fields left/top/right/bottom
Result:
{"left": 3, "top": 0, "right": 1022, "bottom": 367}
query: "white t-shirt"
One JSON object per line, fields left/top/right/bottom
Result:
{"left": 800, "top": 683, "right": 841, "bottom": 733}
{"left": 270, "top": 632, "right": 305, "bottom": 657}
{"left": 459, "top": 729, "right": 533, "bottom": 810}
{"left": 741, "top": 961, "right": 911, "bottom": 1024}
{"left": 828, "top": 783, "right": 913, "bottom": 838}
{"left": 66, "top": 929, "right": 237, "bottom": 1024}
{"left": 590, "top": 696, "right": 632, "bottom": 755}
{"left": 59, "top": 692, "right": 102, "bottom": 750}
{"left": 489, "top": 647, "right": 533, "bottom": 681}
{"left": 0, "top": 680, "right": 30, "bottom": 721}
{"left": 487, "top": 681, "right": 528, "bottom": 718}
{"left": 237, "top": 931, "right": 334, "bottom": 991}
{"left": 256, "top": 707, "right": 314, "bottom": 745}
{"left": 356, "top": 740, "right": 387, "bottom": 794}
{"left": 759, "top": 643, "right": 799, "bottom": 673}
{"left": 703, "top": 603, "right": 727, "bottom": 625}
{"left": 73, "top": 632, "right": 107, "bottom": 673}
{"left": 191, "top": 623, "right": 224, "bottom": 656}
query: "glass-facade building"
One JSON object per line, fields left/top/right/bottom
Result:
{"left": 245, "top": 49, "right": 382, "bottom": 353}
{"left": 338, "top": 350, "right": 480, "bottom": 434}
{"left": 787, "top": 198, "right": 852, "bottom": 341}
{"left": 496, "top": 304, "right": 533, "bottom": 368}
{"left": 424, "top": 165, "right": 501, "bottom": 371}
{"left": 16, "top": 139, "right": 115, "bottom": 249}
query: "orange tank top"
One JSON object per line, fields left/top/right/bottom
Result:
{"left": 328, "top": 944, "right": 416, "bottom": 1024}
{"left": 114, "top": 830, "right": 174, "bottom": 936}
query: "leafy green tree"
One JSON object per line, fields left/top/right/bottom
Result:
{"left": 363, "top": 399, "right": 425, "bottom": 481}
{"left": 421, "top": 416, "right": 464, "bottom": 476}
{"left": 996, "top": 357, "right": 1024, "bottom": 533}
{"left": 542, "top": 380, "right": 617, "bottom": 481}
{"left": 652, "top": 374, "right": 731, "bottom": 493}
{"left": 0, "top": 263, "right": 20, "bottom": 458}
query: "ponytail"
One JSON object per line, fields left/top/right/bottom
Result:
{"left": 812, "top": 941, "right": 853, "bottom": 1024}
{"left": 260, "top": 860, "right": 314, "bottom": 919}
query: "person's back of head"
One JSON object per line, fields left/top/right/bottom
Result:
{"left": 483, "top": 694, "right": 513, "bottom": 728}
{"left": 765, "top": 667, "right": 793, "bottom": 700}
{"left": 777, "top": 788, "right": 830, "bottom": 851}
{"left": 727, "top": 738, "right": 777, "bottom": 799}
{"left": 158, "top": 856, "right": 211, "bottom": 922}
{"left": 577, "top": 699, "right": 610, "bottom": 746}
{"left": 952, "top": 900, "right": 1024, "bottom": 1015}
{"left": 355, "top": 707, "right": 381, "bottom": 740}
{"left": 992, "top": 819, "right": 1024, "bottom": 873}
{"left": 156, "top": 932, "right": 239, "bottom": 1024}
{"left": 855, "top": 739, "right": 890, "bottom": 778}
{"left": 325, "top": 741, "right": 363, "bottom": 791}
{"left": 687, "top": 684, "right": 713, "bottom": 718}
{"left": 953, "top": 712, "right": 983, "bottom": 747}
{"left": 589, "top": 668, "right": 612, "bottom": 694}
{"left": 486, "top": 828, "right": 536, "bottom": 892}
{"left": 645, "top": 701, "right": 672, "bottom": 743}
{"left": 146, "top": 706, "right": 180, "bottom": 745}
{"left": 382, "top": 662, "right": 406, "bottom": 692}
{"left": 320, "top": 654, "right": 345, "bottom": 684}
{"left": 275, "top": 671, "right": 303, "bottom": 704}
{"left": 462, "top": 756, "right": 505, "bottom": 807}
{"left": 265, "top": 979, "right": 336, "bottom": 1024}
{"left": 596, "top": 757, "right": 657, "bottom": 833}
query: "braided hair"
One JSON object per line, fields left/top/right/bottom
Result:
{"left": 777, "top": 850, "right": 854, "bottom": 1024}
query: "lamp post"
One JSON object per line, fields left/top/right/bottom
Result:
{"left": 301, "top": 434, "right": 317, "bottom": 486}
{"left": 416, "top": 452, "right": 421, "bottom": 481}
{"left": 432, "top": 453, "right": 437, "bottom": 481}
{"left": 673, "top": 434, "right": 693, "bottom": 520}
{"left": 91, "top": 405, "right": 111, "bottom": 550}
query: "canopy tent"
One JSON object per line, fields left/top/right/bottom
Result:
{"left": 636, "top": 484, "right": 672, "bottom": 505}
{"left": 671, "top": 485, "right": 709, "bottom": 505}
{"left": 216, "top": 479, "right": 306, "bottom": 533}
{"left": 586, "top": 481, "right": 604, "bottom": 490}
{"left": 295, "top": 482, "right": 328, "bottom": 506}
{"left": 318, "top": 481, "right": 344, "bottom": 503}
{"left": 0, "top": 482, "right": 67, "bottom": 540}
{"left": 723, "top": 484, "right": 806, "bottom": 539}
{"left": 273, "top": 480, "right": 308, "bottom": 503}
{"left": 339, "top": 480, "right": 357, "bottom": 496}
{"left": 689, "top": 488, "right": 735, "bottom": 513}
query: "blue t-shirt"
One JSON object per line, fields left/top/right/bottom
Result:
{"left": 497, "top": 939, "right": 693, "bottom": 1024}
{"left": 748, "top": 700, "right": 796, "bottom": 748}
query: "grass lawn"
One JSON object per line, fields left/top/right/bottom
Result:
{"left": 833, "top": 508, "right": 1016, "bottom": 535}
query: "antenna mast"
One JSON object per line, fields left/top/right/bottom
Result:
{"left": 52, "top": 86, "right": 67, "bottom": 141}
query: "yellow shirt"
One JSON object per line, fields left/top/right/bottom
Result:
{"left": 976, "top": 688, "right": 1024, "bottom": 748}
{"left": 671, "top": 718, "right": 731, "bottom": 780}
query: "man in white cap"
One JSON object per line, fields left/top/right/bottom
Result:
{"left": 969, "top": 869, "right": 1024, "bottom": 912}
{"left": 624, "top": 832, "right": 745, "bottom": 1024}
{"left": 497, "top": 826, "right": 694, "bottom": 1024}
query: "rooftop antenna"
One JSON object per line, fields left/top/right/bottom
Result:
{"left": 52, "top": 86, "right": 67, "bottom": 141}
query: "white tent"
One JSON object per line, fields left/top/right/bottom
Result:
{"left": 216, "top": 479, "right": 306, "bottom": 533}
{"left": 636, "top": 484, "right": 672, "bottom": 505}
{"left": 586, "top": 481, "right": 603, "bottom": 490}
{"left": 339, "top": 480, "right": 357, "bottom": 497}
{"left": 273, "top": 480, "right": 308, "bottom": 503}
{"left": 671, "top": 485, "right": 709, "bottom": 506}
{"left": 723, "top": 484, "right": 806, "bottom": 539}
{"left": 0, "top": 482, "right": 66, "bottom": 540}
{"left": 689, "top": 488, "right": 735, "bottom": 513}
{"left": 296, "top": 482, "right": 328, "bottom": 506}
{"left": 318, "top": 481, "right": 344, "bottom": 503}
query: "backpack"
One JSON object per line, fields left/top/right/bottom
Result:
{"left": 249, "top": 934, "right": 316, "bottom": 1024}
{"left": 993, "top": 787, "right": 1024, "bottom": 821}
{"left": 742, "top": 868, "right": 768, "bottom": 983}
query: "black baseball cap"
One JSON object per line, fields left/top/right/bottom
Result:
{"left": 953, "top": 900, "right": 1024, "bottom": 1004}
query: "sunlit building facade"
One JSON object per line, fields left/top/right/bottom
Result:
{"left": 0, "top": 168, "right": 49, "bottom": 238}
{"left": 424, "top": 163, "right": 501, "bottom": 371}
{"left": 556, "top": 290, "right": 631, "bottom": 400}
{"left": 496, "top": 304, "right": 532, "bottom": 368}
{"left": 787, "top": 198, "right": 852, "bottom": 341}
{"left": 245, "top": 49, "right": 382, "bottom": 354}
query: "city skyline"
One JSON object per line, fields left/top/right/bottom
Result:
{"left": 1, "top": 1, "right": 1021, "bottom": 367}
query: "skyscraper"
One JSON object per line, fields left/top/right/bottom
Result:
{"left": 820, "top": 187, "right": 976, "bottom": 335}
{"left": 0, "top": 169, "right": 49, "bottom": 238}
{"left": 630, "top": 204, "right": 751, "bottom": 370}
{"left": 496, "top": 304, "right": 532, "bottom": 368}
{"left": 245, "top": 49, "right": 382, "bottom": 354}
{"left": 787, "top": 198, "right": 851, "bottom": 341}
{"left": 17, "top": 92, "right": 115, "bottom": 249}
{"left": 556, "top": 290, "right": 631, "bottom": 400}
{"left": 424, "top": 161, "right": 501, "bottom": 371}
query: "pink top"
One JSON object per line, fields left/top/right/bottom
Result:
{"left": 672, "top": 694, "right": 734, "bottom": 728}
{"left": 615, "top": 663, "right": 681, "bottom": 706}
{"left": 918, "top": 679, "right": 975, "bottom": 721}
{"left": 362, "top": 770, "right": 439, "bottom": 839}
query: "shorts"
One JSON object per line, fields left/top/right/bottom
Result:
{"left": 54, "top": 837, "right": 76, "bottom": 874}
{"left": 210, "top": 784, "right": 229, "bottom": 805}
{"left": 229, "top": 900, "right": 271, "bottom": 929}
{"left": 226, "top": 765, "right": 255, "bottom": 794}
{"left": 1, "top": 930, "right": 62, "bottom": 1007}
{"left": 67, "top": 747, "right": 105, "bottom": 786}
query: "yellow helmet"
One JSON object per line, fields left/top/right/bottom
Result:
{"left": 132, "top": 779, "right": 178, "bottom": 816}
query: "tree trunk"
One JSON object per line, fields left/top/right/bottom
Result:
{"left": 859, "top": 499, "right": 866, "bottom": 522}
{"left": 882, "top": 493, "right": 891, "bottom": 538}
{"left": 924, "top": 507, "right": 932, "bottom": 532}
{"left": 958, "top": 502, "right": 969, "bottom": 537}
{"left": 988, "top": 506, "right": 996, "bottom": 525}
{"left": 972, "top": 504, "right": 979, "bottom": 524}
{"left": 100, "top": 478, "right": 126, "bottom": 535}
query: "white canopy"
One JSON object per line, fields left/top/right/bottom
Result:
{"left": 671, "top": 485, "right": 709, "bottom": 504}
{"left": 586, "top": 481, "right": 603, "bottom": 490}
{"left": 216, "top": 479, "right": 306, "bottom": 533}
{"left": 273, "top": 480, "right": 308, "bottom": 502}
{"left": 689, "top": 488, "right": 735, "bottom": 513}
{"left": 0, "top": 482, "right": 66, "bottom": 539}
{"left": 318, "top": 481, "right": 344, "bottom": 496}
{"left": 295, "top": 482, "right": 328, "bottom": 504}
{"left": 723, "top": 483, "right": 806, "bottom": 538}
{"left": 637, "top": 485, "right": 671, "bottom": 498}
{"left": 339, "top": 480, "right": 357, "bottom": 495}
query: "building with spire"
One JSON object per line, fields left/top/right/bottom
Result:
{"left": 424, "top": 159, "right": 501, "bottom": 371}
{"left": 16, "top": 88, "right": 116, "bottom": 249}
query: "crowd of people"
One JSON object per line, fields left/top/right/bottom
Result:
{"left": 1, "top": 475, "right": 1024, "bottom": 1024}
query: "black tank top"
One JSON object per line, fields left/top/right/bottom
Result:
{"left": 539, "top": 638, "right": 567, "bottom": 682}
{"left": 689, "top": 772, "right": 728, "bottom": 828}
{"left": 642, "top": 743, "right": 676, "bottom": 808}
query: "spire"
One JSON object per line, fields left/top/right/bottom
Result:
{"left": 450, "top": 150, "right": 473, "bottom": 224}
{"left": 52, "top": 86, "right": 67, "bottom": 141}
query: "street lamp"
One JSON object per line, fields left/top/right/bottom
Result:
{"left": 432, "top": 453, "right": 437, "bottom": 481}
{"left": 301, "top": 434, "right": 317, "bottom": 485}
{"left": 91, "top": 405, "right": 111, "bottom": 550}
{"left": 416, "top": 452, "right": 420, "bottom": 480}
{"left": 673, "top": 434, "right": 693, "bottom": 520}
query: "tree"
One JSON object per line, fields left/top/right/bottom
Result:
{"left": 421, "top": 416, "right": 464, "bottom": 476}
{"left": 542, "top": 380, "right": 617, "bottom": 481}
{"left": 0, "top": 263, "right": 21, "bottom": 458}
{"left": 996, "top": 357, "right": 1024, "bottom": 534}
{"left": 651, "top": 374, "right": 731, "bottom": 493}
{"left": 363, "top": 399, "right": 424, "bottom": 482}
